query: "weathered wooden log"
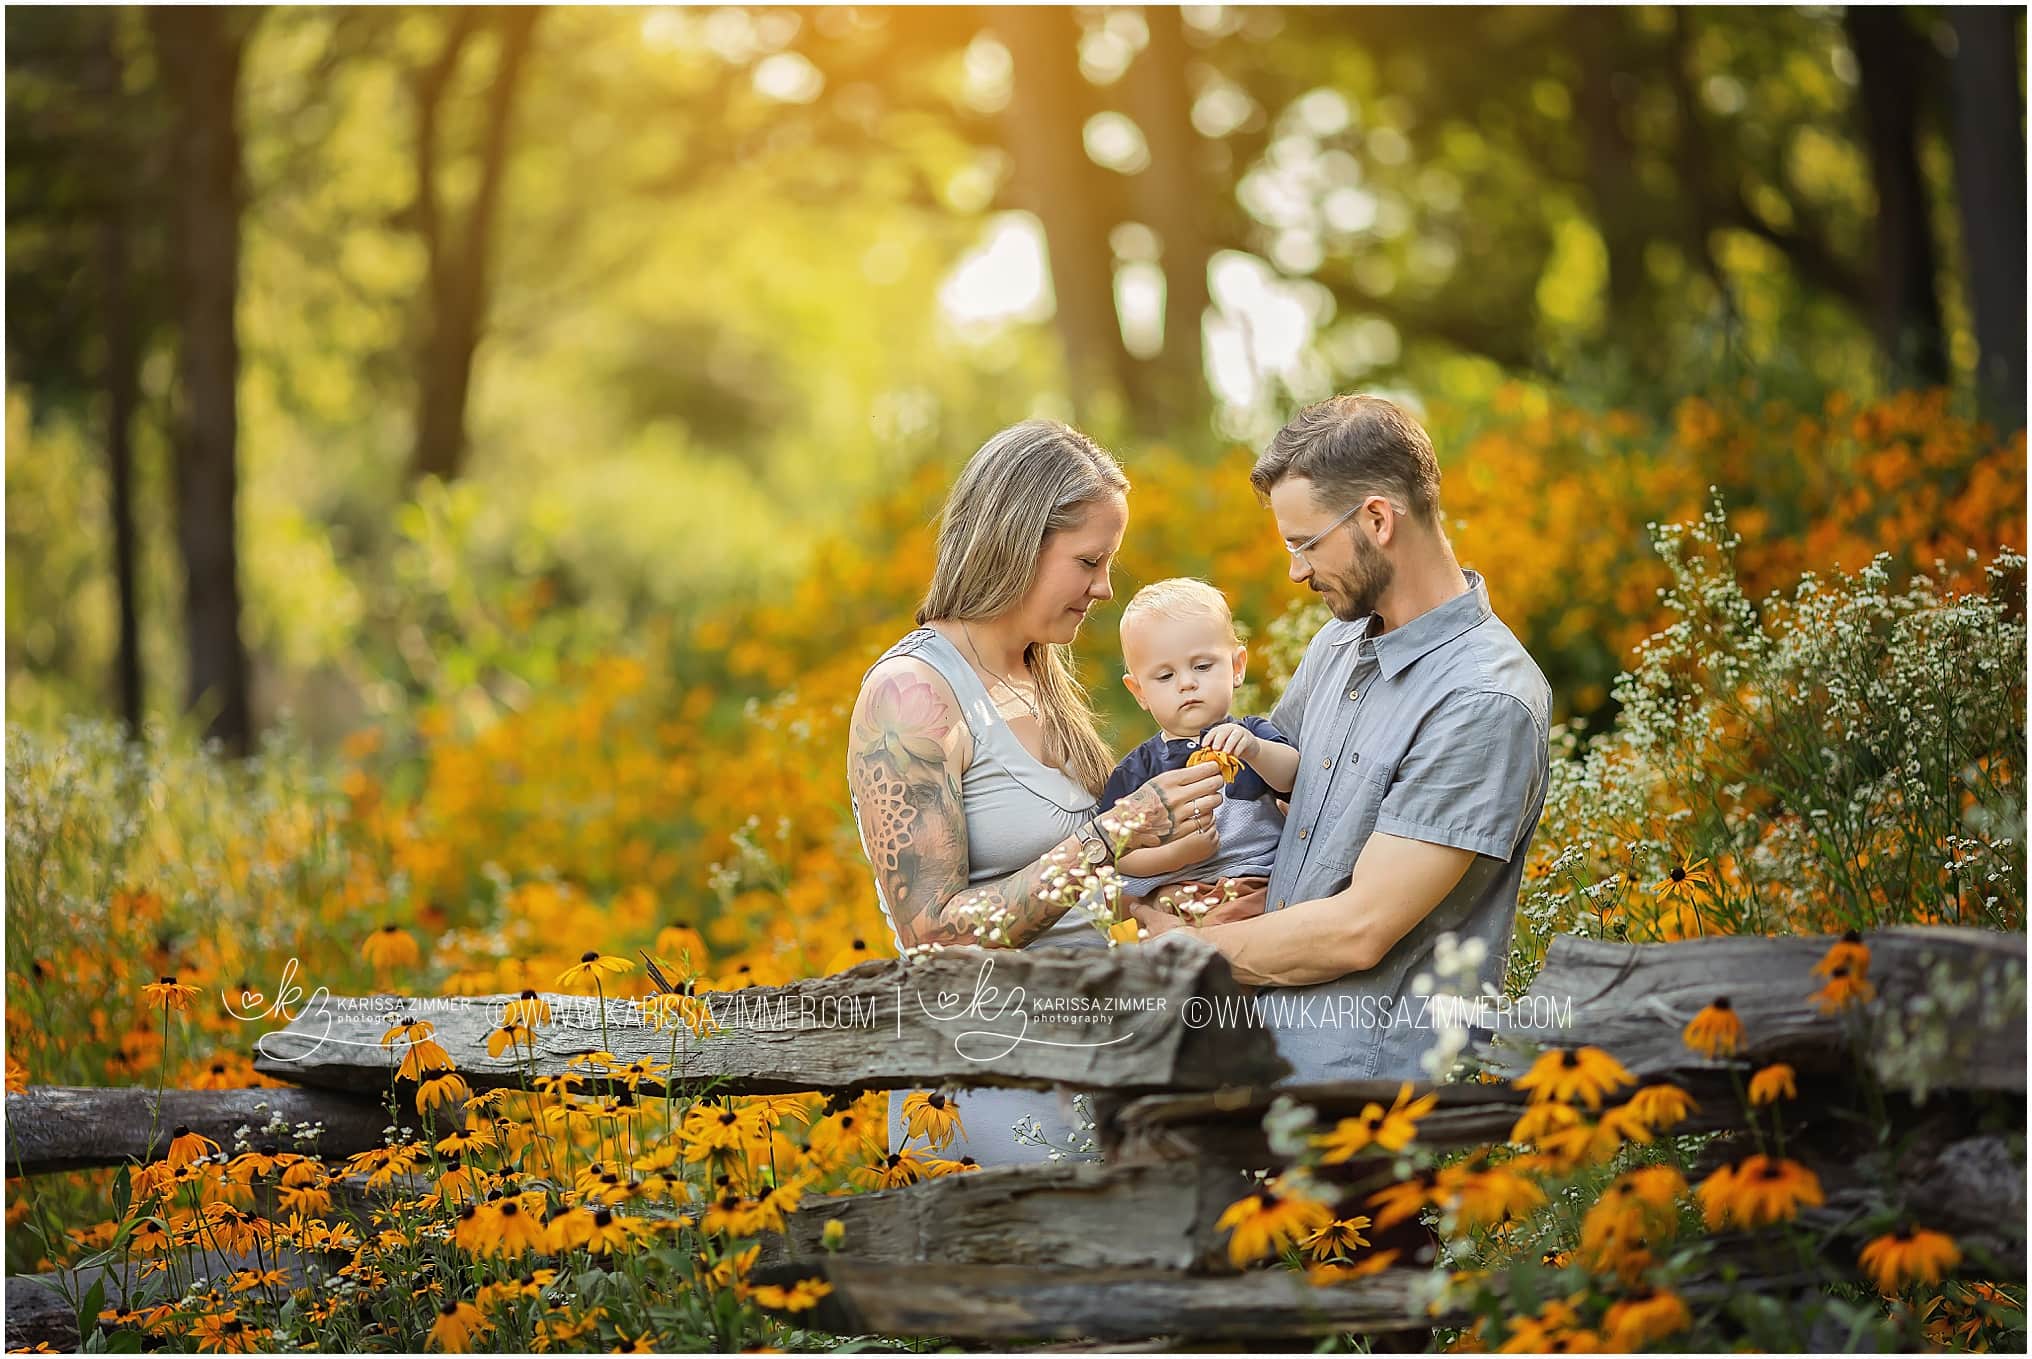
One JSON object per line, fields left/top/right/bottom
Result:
{"left": 251, "top": 934, "right": 1288, "bottom": 1097}
{"left": 5, "top": 1085, "right": 392, "bottom": 1175}
{"left": 1483, "top": 927, "right": 2025, "bottom": 1094}
{"left": 1103, "top": 1069, "right": 1832, "bottom": 1166}
{"left": 758, "top": 1160, "right": 1272, "bottom": 1275}
{"left": 6, "top": 1246, "right": 330, "bottom": 1351}
{"left": 766, "top": 1259, "right": 1450, "bottom": 1343}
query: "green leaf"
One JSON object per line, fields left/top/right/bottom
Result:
{"left": 112, "top": 1165, "right": 131, "bottom": 1223}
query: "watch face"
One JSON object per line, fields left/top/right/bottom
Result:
{"left": 1083, "top": 840, "right": 1107, "bottom": 864}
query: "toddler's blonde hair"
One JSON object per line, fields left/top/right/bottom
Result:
{"left": 1120, "top": 577, "right": 1237, "bottom": 644}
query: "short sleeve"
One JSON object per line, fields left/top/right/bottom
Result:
{"left": 1374, "top": 692, "right": 1546, "bottom": 861}
{"left": 1268, "top": 639, "right": 1320, "bottom": 743}
{"left": 1096, "top": 751, "right": 1144, "bottom": 814}
{"left": 1242, "top": 715, "right": 1292, "bottom": 748}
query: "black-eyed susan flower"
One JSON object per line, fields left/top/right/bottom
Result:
{"left": 1697, "top": 1154, "right": 1823, "bottom": 1229}
{"left": 142, "top": 976, "right": 202, "bottom": 1012}
{"left": 849, "top": 1149, "right": 927, "bottom": 1190}
{"left": 824, "top": 937, "right": 877, "bottom": 974}
{"left": 1537, "top": 1105, "right": 1653, "bottom": 1171}
{"left": 416, "top": 1071, "right": 472, "bottom": 1116}
{"left": 1683, "top": 997, "right": 1744, "bottom": 1058}
{"left": 1215, "top": 1176, "right": 1335, "bottom": 1266}
{"left": 1620, "top": 1083, "right": 1698, "bottom": 1132}
{"left": 1367, "top": 1171, "right": 1439, "bottom": 1231}
{"left": 396, "top": 1035, "right": 456, "bottom": 1084}
{"left": 1509, "top": 1101, "right": 1583, "bottom": 1145}
{"left": 483, "top": 1197, "right": 548, "bottom": 1257}
{"left": 502, "top": 989, "right": 551, "bottom": 1028}
{"left": 166, "top": 1126, "right": 220, "bottom": 1168}
{"left": 427, "top": 1298, "right": 488, "bottom": 1352}
{"left": 361, "top": 925, "right": 421, "bottom": 971}
{"left": 699, "top": 1243, "right": 761, "bottom": 1292}
{"left": 1442, "top": 1165, "right": 1548, "bottom": 1231}
{"left": 1652, "top": 856, "right": 1714, "bottom": 902}
{"left": 1305, "top": 1249, "right": 1402, "bottom": 1288}
{"left": 751, "top": 1277, "right": 835, "bottom": 1311}
{"left": 190, "top": 1311, "right": 267, "bottom": 1354}
{"left": 1313, "top": 1082, "right": 1440, "bottom": 1161}
{"left": 1860, "top": 1224, "right": 1961, "bottom": 1294}
{"left": 125, "top": 1215, "right": 173, "bottom": 1254}
{"left": 556, "top": 951, "right": 632, "bottom": 991}
{"left": 1748, "top": 1062, "right": 1797, "bottom": 1105}
{"left": 1302, "top": 1215, "right": 1373, "bottom": 1262}
{"left": 901, "top": 1092, "right": 966, "bottom": 1151}
{"left": 1513, "top": 1046, "right": 1637, "bottom": 1110}
{"left": 1499, "top": 1294, "right": 1595, "bottom": 1353}
{"left": 1814, "top": 929, "right": 1871, "bottom": 982}
{"left": 1603, "top": 1285, "right": 1691, "bottom": 1349}
{"left": 1812, "top": 960, "right": 1877, "bottom": 1014}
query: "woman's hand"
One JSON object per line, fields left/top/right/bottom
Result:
{"left": 1103, "top": 762, "right": 1227, "bottom": 852}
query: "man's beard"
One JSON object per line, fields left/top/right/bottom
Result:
{"left": 1314, "top": 532, "right": 1394, "bottom": 622}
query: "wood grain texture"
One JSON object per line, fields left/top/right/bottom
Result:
{"left": 5, "top": 1085, "right": 393, "bottom": 1174}
{"left": 249, "top": 934, "right": 1289, "bottom": 1096}
{"left": 1482, "top": 927, "right": 2025, "bottom": 1093}
{"left": 770, "top": 1259, "right": 1452, "bottom": 1342}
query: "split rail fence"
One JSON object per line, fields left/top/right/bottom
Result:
{"left": 7, "top": 926, "right": 2025, "bottom": 1349}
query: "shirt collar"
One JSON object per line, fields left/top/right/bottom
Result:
{"left": 1328, "top": 569, "right": 1492, "bottom": 680}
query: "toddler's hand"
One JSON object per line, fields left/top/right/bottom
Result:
{"left": 1199, "top": 721, "right": 1260, "bottom": 765}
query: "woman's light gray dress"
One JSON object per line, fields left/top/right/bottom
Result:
{"left": 850, "top": 627, "right": 1105, "bottom": 1166}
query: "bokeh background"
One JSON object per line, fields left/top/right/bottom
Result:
{"left": 5, "top": 14, "right": 2029, "bottom": 1342}
{"left": 5, "top": 0, "right": 2028, "bottom": 1239}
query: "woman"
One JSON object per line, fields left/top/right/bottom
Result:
{"left": 845, "top": 419, "right": 1237, "bottom": 1166}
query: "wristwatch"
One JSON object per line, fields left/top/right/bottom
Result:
{"left": 1074, "top": 817, "right": 1115, "bottom": 868}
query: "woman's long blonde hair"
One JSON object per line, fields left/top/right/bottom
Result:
{"left": 917, "top": 419, "right": 1127, "bottom": 794}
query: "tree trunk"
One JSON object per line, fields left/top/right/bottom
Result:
{"left": 90, "top": 10, "right": 143, "bottom": 735}
{"left": 148, "top": 7, "right": 254, "bottom": 756}
{"left": 1844, "top": 6, "right": 1949, "bottom": 387}
{"left": 1575, "top": 15, "right": 1653, "bottom": 345}
{"left": 409, "top": 8, "right": 541, "bottom": 485}
{"left": 992, "top": 5, "right": 1135, "bottom": 427}
{"left": 1121, "top": 6, "right": 1214, "bottom": 435}
{"left": 1947, "top": 7, "right": 2027, "bottom": 429}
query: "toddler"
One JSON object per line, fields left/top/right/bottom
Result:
{"left": 1098, "top": 578, "right": 1299, "bottom": 904}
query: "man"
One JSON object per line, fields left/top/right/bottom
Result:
{"left": 1140, "top": 394, "right": 1552, "bottom": 1084}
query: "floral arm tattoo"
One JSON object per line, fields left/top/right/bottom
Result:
{"left": 849, "top": 669, "right": 1084, "bottom": 949}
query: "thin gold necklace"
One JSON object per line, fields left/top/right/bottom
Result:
{"left": 958, "top": 621, "right": 1042, "bottom": 722}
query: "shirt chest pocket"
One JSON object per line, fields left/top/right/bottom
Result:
{"left": 1309, "top": 758, "right": 1394, "bottom": 876}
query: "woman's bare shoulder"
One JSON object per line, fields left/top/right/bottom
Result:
{"left": 851, "top": 652, "right": 973, "bottom": 768}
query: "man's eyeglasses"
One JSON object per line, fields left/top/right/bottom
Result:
{"left": 1286, "top": 497, "right": 1376, "bottom": 571}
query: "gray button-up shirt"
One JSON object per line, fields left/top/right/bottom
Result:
{"left": 1259, "top": 568, "right": 1551, "bottom": 1083}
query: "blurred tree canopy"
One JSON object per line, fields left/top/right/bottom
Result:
{"left": 5, "top": 5, "right": 2025, "bottom": 748}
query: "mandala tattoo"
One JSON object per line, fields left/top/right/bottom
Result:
{"left": 850, "top": 665, "right": 1077, "bottom": 948}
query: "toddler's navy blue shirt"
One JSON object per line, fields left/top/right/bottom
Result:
{"left": 1097, "top": 715, "right": 1291, "bottom": 813}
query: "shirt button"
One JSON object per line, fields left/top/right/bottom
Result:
{"left": 1321, "top": 757, "right": 1333, "bottom": 769}
{"left": 1297, "top": 828, "right": 1309, "bottom": 840}
{"left": 1348, "top": 688, "right": 1360, "bottom": 701}
{"left": 1276, "top": 899, "right": 1287, "bottom": 910}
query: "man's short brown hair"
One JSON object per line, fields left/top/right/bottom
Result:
{"left": 1249, "top": 394, "right": 1442, "bottom": 525}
